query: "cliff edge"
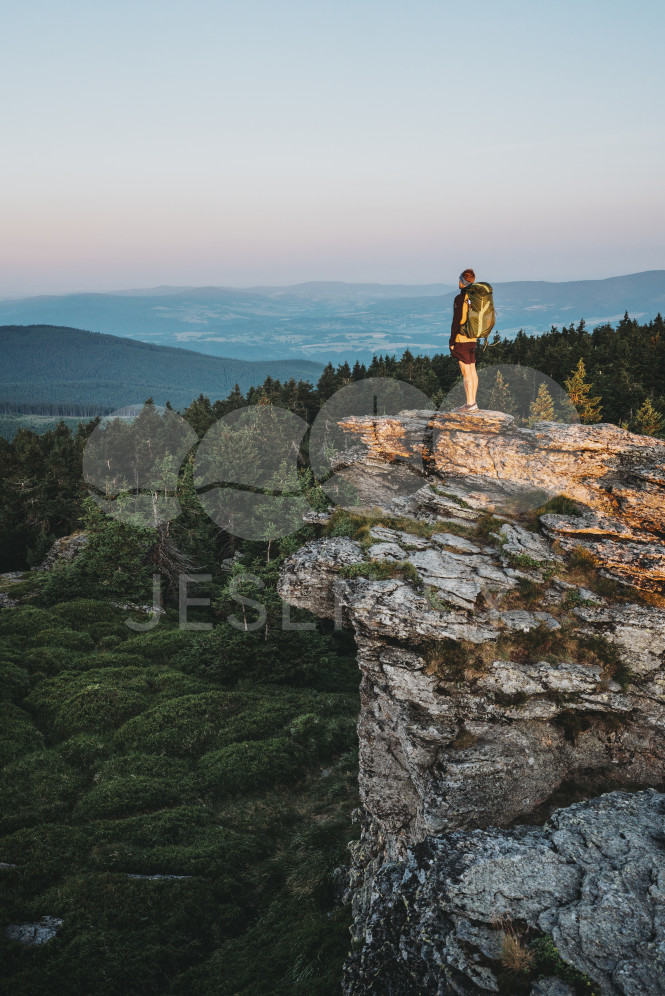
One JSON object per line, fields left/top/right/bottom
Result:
{"left": 278, "top": 411, "right": 665, "bottom": 995}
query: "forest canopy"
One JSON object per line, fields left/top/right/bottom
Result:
{"left": 1, "top": 312, "right": 663, "bottom": 573}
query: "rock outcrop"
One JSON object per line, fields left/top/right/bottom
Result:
{"left": 278, "top": 411, "right": 665, "bottom": 994}
{"left": 330, "top": 410, "right": 665, "bottom": 591}
{"left": 345, "top": 789, "right": 665, "bottom": 996}
{"left": 34, "top": 530, "right": 88, "bottom": 571}
{"left": 4, "top": 915, "right": 64, "bottom": 946}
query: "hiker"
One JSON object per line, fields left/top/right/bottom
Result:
{"left": 449, "top": 268, "right": 479, "bottom": 413}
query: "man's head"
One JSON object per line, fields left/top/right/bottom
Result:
{"left": 458, "top": 268, "right": 475, "bottom": 289}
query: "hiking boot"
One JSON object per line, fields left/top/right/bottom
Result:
{"left": 465, "top": 403, "right": 479, "bottom": 413}
{"left": 452, "top": 404, "right": 471, "bottom": 413}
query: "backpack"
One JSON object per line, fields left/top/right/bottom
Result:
{"left": 463, "top": 281, "right": 495, "bottom": 341}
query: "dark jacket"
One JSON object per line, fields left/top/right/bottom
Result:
{"left": 449, "top": 290, "right": 468, "bottom": 348}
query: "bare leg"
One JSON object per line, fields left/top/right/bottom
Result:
{"left": 469, "top": 363, "right": 478, "bottom": 405}
{"left": 458, "top": 361, "right": 477, "bottom": 405}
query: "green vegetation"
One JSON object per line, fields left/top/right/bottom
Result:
{"left": 532, "top": 494, "right": 583, "bottom": 518}
{"left": 485, "top": 369, "right": 519, "bottom": 417}
{"left": 577, "top": 633, "right": 633, "bottom": 689}
{"left": 424, "top": 586, "right": 455, "bottom": 613}
{"left": 514, "top": 577, "right": 544, "bottom": 607}
{"left": 0, "top": 593, "right": 360, "bottom": 992}
{"left": 526, "top": 382, "right": 556, "bottom": 426}
{"left": 504, "top": 551, "right": 545, "bottom": 570}
{"left": 427, "top": 485, "right": 473, "bottom": 509}
{"left": 564, "top": 358, "right": 603, "bottom": 424}
{"left": 628, "top": 397, "right": 664, "bottom": 436}
{"left": 489, "top": 610, "right": 634, "bottom": 698}
{"left": 562, "top": 544, "right": 635, "bottom": 601}
{"left": 338, "top": 558, "right": 423, "bottom": 589}
{"left": 0, "top": 413, "right": 91, "bottom": 443}
{"left": 0, "top": 419, "right": 361, "bottom": 994}
{"left": 528, "top": 935, "right": 600, "bottom": 994}
{"left": 323, "top": 506, "right": 444, "bottom": 545}
{"left": 3, "top": 315, "right": 664, "bottom": 571}
{"left": 504, "top": 620, "right": 563, "bottom": 659}
{"left": 471, "top": 513, "right": 506, "bottom": 543}
{"left": 561, "top": 588, "right": 590, "bottom": 609}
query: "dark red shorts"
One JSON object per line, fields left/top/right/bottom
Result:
{"left": 451, "top": 340, "right": 476, "bottom": 364}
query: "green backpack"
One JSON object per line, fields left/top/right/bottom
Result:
{"left": 463, "top": 281, "right": 496, "bottom": 341}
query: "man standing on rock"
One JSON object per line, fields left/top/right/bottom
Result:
{"left": 449, "top": 268, "right": 479, "bottom": 413}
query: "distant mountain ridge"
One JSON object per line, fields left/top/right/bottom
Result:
{"left": 0, "top": 325, "right": 325, "bottom": 412}
{"left": 0, "top": 272, "right": 663, "bottom": 366}
{"left": 475, "top": 269, "right": 665, "bottom": 328}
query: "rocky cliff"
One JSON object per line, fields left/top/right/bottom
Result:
{"left": 278, "top": 410, "right": 665, "bottom": 995}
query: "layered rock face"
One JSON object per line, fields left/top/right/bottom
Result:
{"left": 280, "top": 530, "right": 665, "bottom": 854}
{"left": 278, "top": 411, "right": 665, "bottom": 995}
{"left": 337, "top": 409, "right": 665, "bottom": 589}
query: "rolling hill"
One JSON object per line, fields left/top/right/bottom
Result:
{"left": 0, "top": 325, "right": 325, "bottom": 414}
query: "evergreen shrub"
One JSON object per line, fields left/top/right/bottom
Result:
{"left": 0, "top": 751, "right": 85, "bottom": 833}
{"left": 0, "top": 701, "right": 44, "bottom": 765}
{"left": 198, "top": 737, "right": 305, "bottom": 797}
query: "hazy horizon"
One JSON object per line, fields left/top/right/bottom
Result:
{"left": 2, "top": 268, "right": 665, "bottom": 304}
{"left": 2, "top": 0, "right": 664, "bottom": 297}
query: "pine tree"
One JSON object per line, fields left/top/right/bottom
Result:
{"left": 632, "top": 398, "right": 664, "bottom": 437}
{"left": 564, "top": 358, "right": 603, "bottom": 423}
{"left": 316, "top": 362, "right": 338, "bottom": 401}
{"left": 219, "top": 383, "right": 246, "bottom": 416}
{"left": 400, "top": 349, "right": 415, "bottom": 382}
{"left": 485, "top": 370, "right": 518, "bottom": 416}
{"left": 182, "top": 394, "right": 215, "bottom": 437}
{"left": 336, "top": 361, "right": 352, "bottom": 385}
{"left": 526, "top": 382, "right": 555, "bottom": 426}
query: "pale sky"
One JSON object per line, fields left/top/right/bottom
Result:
{"left": 2, "top": 0, "right": 664, "bottom": 296}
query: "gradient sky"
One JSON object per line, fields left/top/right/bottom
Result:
{"left": 2, "top": 0, "right": 664, "bottom": 296}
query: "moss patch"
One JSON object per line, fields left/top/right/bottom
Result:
{"left": 338, "top": 557, "right": 424, "bottom": 590}
{"left": 471, "top": 513, "right": 507, "bottom": 544}
{"left": 324, "top": 506, "right": 443, "bottom": 543}
{"left": 428, "top": 485, "right": 473, "bottom": 509}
